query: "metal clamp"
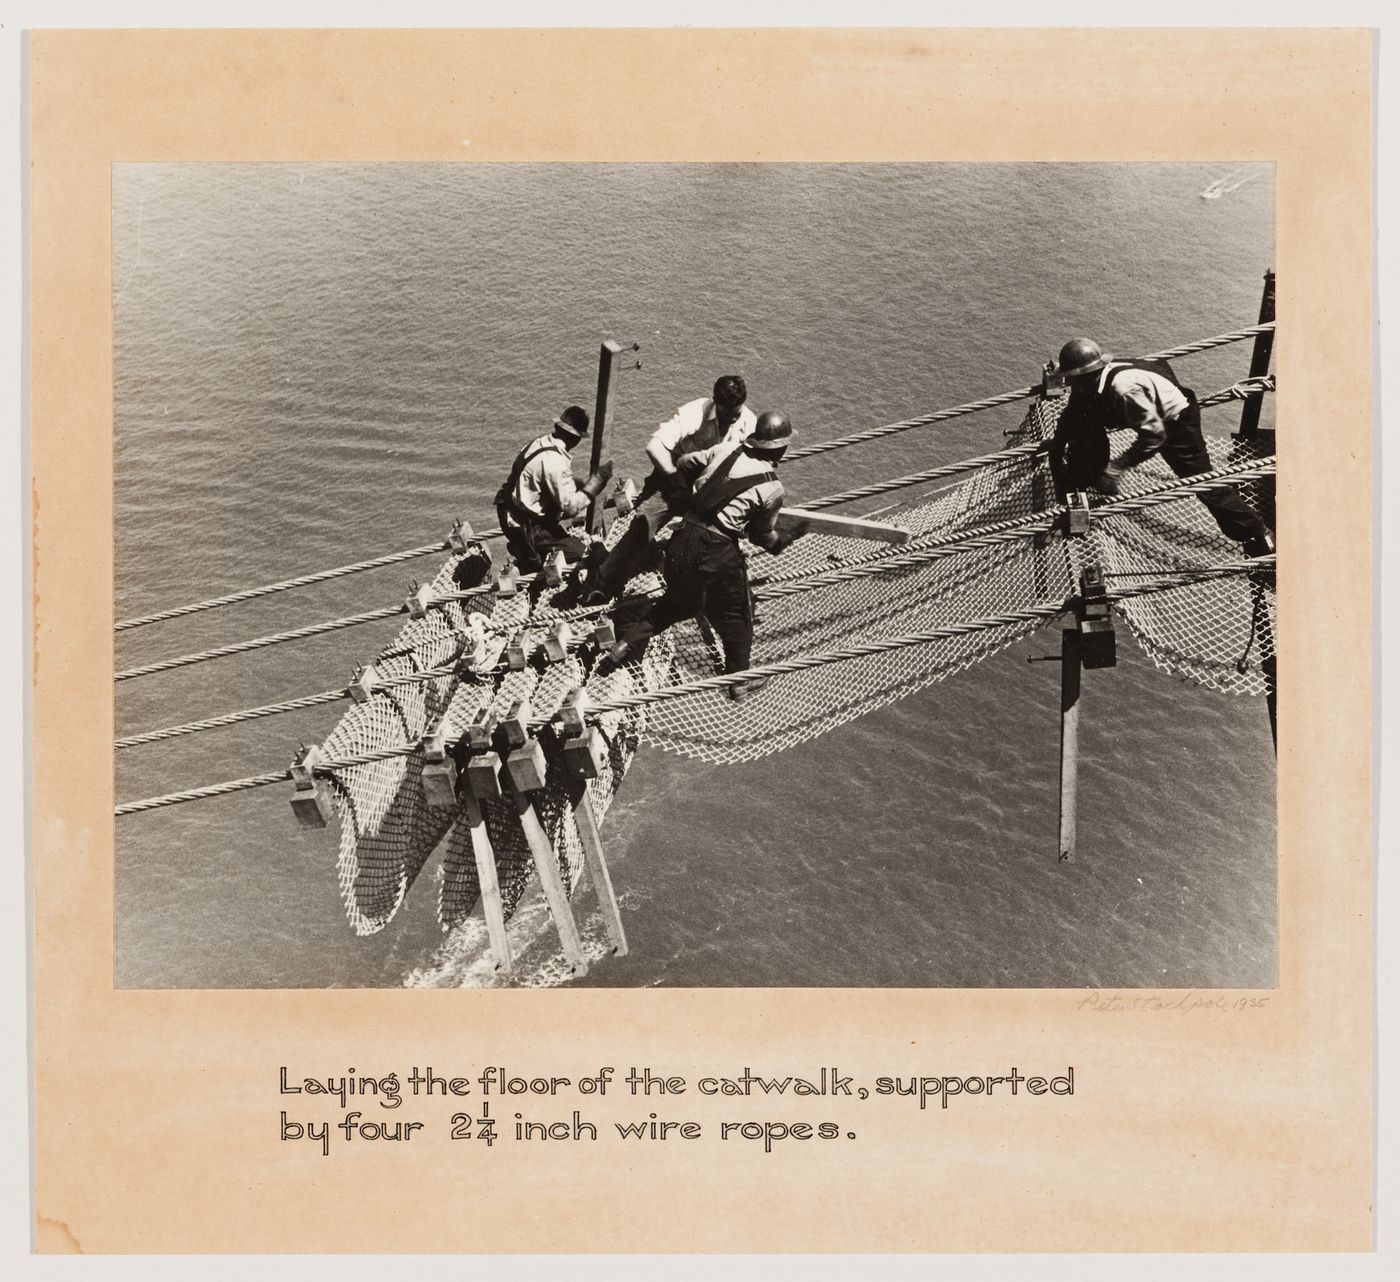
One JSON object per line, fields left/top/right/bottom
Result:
{"left": 405, "top": 582, "right": 434, "bottom": 619}
{"left": 1041, "top": 359, "right": 1068, "bottom": 400}
{"left": 1065, "top": 491, "right": 1092, "bottom": 536}
{"left": 614, "top": 478, "right": 639, "bottom": 516}
{"left": 502, "top": 699, "right": 548, "bottom": 792}
{"left": 463, "top": 708, "right": 503, "bottom": 799}
{"left": 447, "top": 517, "right": 474, "bottom": 554}
{"left": 288, "top": 743, "right": 334, "bottom": 828}
{"left": 1075, "top": 565, "right": 1117, "bottom": 669}
{"left": 420, "top": 716, "right": 459, "bottom": 808}
{"left": 543, "top": 621, "right": 573, "bottom": 663}
{"left": 347, "top": 662, "right": 377, "bottom": 704}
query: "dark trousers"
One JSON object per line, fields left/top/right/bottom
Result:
{"left": 592, "top": 470, "right": 686, "bottom": 597}
{"left": 620, "top": 518, "right": 754, "bottom": 673}
{"left": 1157, "top": 411, "right": 1271, "bottom": 545}
{"left": 1050, "top": 398, "right": 1269, "bottom": 545}
{"left": 500, "top": 511, "right": 587, "bottom": 586}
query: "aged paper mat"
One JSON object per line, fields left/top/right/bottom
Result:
{"left": 31, "top": 28, "right": 1371, "bottom": 1253}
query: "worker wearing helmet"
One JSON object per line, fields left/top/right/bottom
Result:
{"left": 581, "top": 374, "right": 757, "bottom": 604}
{"left": 1047, "top": 338, "right": 1274, "bottom": 556}
{"left": 494, "top": 405, "right": 613, "bottom": 574}
{"left": 607, "top": 411, "right": 808, "bottom": 701}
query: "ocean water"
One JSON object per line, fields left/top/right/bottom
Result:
{"left": 113, "top": 163, "right": 1277, "bottom": 989}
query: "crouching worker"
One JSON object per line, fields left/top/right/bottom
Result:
{"left": 607, "top": 411, "right": 808, "bottom": 702}
{"left": 494, "top": 405, "right": 613, "bottom": 578}
{"left": 586, "top": 375, "right": 756, "bottom": 602}
{"left": 1047, "top": 338, "right": 1274, "bottom": 557}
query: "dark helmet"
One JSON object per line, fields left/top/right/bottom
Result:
{"left": 1057, "top": 338, "right": 1113, "bottom": 379}
{"left": 712, "top": 374, "right": 748, "bottom": 409}
{"left": 553, "top": 405, "right": 590, "bottom": 438}
{"left": 749, "top": 410, "right": 795, "bottom": 454}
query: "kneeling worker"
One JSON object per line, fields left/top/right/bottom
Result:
{"left": 608, "top": 411, "right": 807, "bottom": 702}
{"left": 587, "top": 375, "right": 756, "bottom": 601}
{"left": 495, "top": 405, "right": 612, "bottom": 575}
{"left": 1048, "top": 338, "right": 1274, "bottom": 556}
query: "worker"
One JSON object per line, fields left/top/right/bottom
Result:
{"left": 1047, "top": 338, "right": 1275, "bottom": 556}
{"left": 584, "top": 375, "right": 758, "bottom": 603}
{"left": 494, "top": 405, "right": 612, "bottom": 576}
{"left": 605, "top": 411, "right": 808, "bottom": 702}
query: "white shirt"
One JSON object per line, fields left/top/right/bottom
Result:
{"left": 510, "top": 433, "right": 588, "bottom": 523}
{"left": 648, "top": 397, "right": 757, "bottom": 462}
{"left": 680, "top": 442, "right": 784, "bottom": 541}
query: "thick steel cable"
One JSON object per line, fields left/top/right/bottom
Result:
{"left": 115, "top": 689, "right": 348, "bottom": 749}
{"left": 782, "top": 325, "right": 1273, "bottom": 462}
{"left": 113, "top": 325, "right": 1272, "bottom": 635}
{"left": 114, "top": 541, "right": 452, "bottom": 632}
{"left": 115, "top": 603, "right": 405, "bottom": 682}
{"left": 112, "top": 558, "right": 1270, "bottom": 817}
{"left": 570, "top": 558, "right": 1272, "bottom": 721}
{"left": 759, "top": 459, "right": 1276, "bottom": 601}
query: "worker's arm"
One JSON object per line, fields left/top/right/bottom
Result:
{"left": 747, "top": 486, "right": 808, "bottom": 554}
{"left": 645, "top": 399, "right": 706, "bottom": 476}
{"left": 1099, "top": 382, "right": 1168, "bottom": 492}
{"left": 539, "top": 450, "right": 592, "bottom": 519}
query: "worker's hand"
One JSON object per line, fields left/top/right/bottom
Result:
{"left": 766, "top": 522, "right": 810, "bottom": 554}
{"left": 659, "top": 470, "right": 690, "bottom": 505}
{"left": 581, "top": 464, "right": 613, "bottom": 499}
{"left": 1095, "top": 464, "right": 1124, "bottom": 496}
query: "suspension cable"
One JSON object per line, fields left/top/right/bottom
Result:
{"left": 114, "top": 324, "right": 1272, "bottom": 633}
{"left": 113, "top": 556, "right": 1271, "bottom": 817}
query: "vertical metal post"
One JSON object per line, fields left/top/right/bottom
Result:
{"left": 1240, "top": 270, "right": 1277, "bottom": 747}
{"left": 587, "top": 339, "right": 626, "bottom": 535}
{"left": 1237, "top": 269, "right": 1276, "bottom": 440}
{"left": 1058, "top": 628, "right": 1082, "bottom": 862}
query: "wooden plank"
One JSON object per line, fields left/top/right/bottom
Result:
{"left": 461, "top": 788, "right": 512, "bottom": 974}
{"left": 1058, "top": 628, "right": 1082, "bottom": 863}
{"left": 511, "top": 788, "right": 588, "bottom": 974}
{"left": 777, "top": 506, "right": 911, "bottom": 545}
{"left": 567, "top": 778, "right": 628, "bottom": 956}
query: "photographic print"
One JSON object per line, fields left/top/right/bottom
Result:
{"left": 115, "top": 161, "right": 1278, "bottom": 990}
{"left": 30, "top": 27, "right": 1372, "bottom": 1256}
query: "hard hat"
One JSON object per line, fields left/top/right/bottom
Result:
{"left": 553, "top": 405, "right": 591, "bottom": 437}
{"left": 749, "top": 410, "right": 796, "bottom": 452}
{"left": 1057, "top": 338, "right": 1113, "bottom": 379}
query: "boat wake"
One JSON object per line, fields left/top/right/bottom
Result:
{"left": 1200, "top": 170, "right": 1262, "bottom": 200}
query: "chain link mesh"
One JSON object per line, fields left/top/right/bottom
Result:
{"left": 314, "top": 392, "right": 1275, "bottom": 936}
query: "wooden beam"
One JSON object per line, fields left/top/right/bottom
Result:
{"left": 567, "top": 779, "right": 628, "bottom": 956}
{"left": 776, "top": 506, "right": 911, "bottom": 545}
{"left": 461, "top": 787, "right": 512, "bottom": 973}
{"left": 511, "top": 786, "right": 588, "bottom": 974}
{"left": 587, "top": 339, "right": 627, "bottom": 536}
{"left": 1058, "top": 628, "right": 1082, "bottom": 862}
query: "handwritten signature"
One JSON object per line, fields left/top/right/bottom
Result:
{"left": 1077, "top": 991, "right": 1270, "bottom": 1014}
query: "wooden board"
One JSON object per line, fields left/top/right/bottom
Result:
{"left": 777, "top": 506, "right": 912, "bottom": 545}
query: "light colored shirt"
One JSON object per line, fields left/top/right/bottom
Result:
{"left": 649, "top": 397, "right": 757, "bottom": 463}
{"left": 1099, "top": 364, "right": 1188, "bottom": 441}
{"left": 680, "top": 442, "right": 784, "bottom": 541}
{"left": 510, "top": 432, "right": 588, "bottom": 524}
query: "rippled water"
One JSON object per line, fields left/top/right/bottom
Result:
{"left": 113, "top": 163, "right": 1276, "bottom": 989}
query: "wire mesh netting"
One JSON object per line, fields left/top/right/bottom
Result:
{"left": 316, "top": 391, "right": 1275, "bottom": 937}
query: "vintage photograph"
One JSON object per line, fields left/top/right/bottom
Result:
{"left": 113, "top": 162, "right": 1278, "bottom": 990}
